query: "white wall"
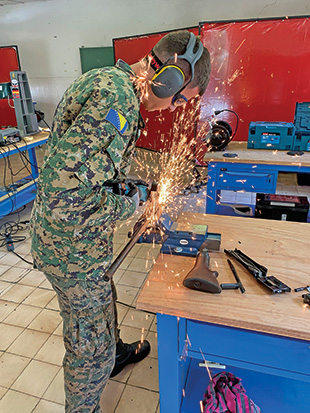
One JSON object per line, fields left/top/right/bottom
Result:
{"left": 0, "top": 0, "right": 309, "bottom": 124}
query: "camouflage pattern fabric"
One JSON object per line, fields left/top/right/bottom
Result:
{"left": 29, "top": 59, "right": 141, "bottom": 280}
{"left": 45, "top": 272, "right": 116, "bottom": 412}
{"left": 29, "top": 60, "right": 143, "bottom": 412}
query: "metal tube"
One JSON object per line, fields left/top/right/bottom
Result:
{"left": 105, "top": 217, "right": 150, "bottom": 279}
{"left": 105, "top": 197, "right": 161, "bottom": 279}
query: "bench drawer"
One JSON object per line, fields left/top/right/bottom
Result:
{"left": 186, "top": 319, "right": 310, "bottom": 377}
{"left": 217, "top": 168, "right": 276, "bottom": 192}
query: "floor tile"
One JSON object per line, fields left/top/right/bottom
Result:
{"left": 128, "top": 357, "right": 159, "bottom": 392}
{"left": 53, "top": 322, "right": 63, "bottom": 336}
{"left": 127, "top": 257, "right": 154, "bottom": 273}
{"left": 43, "top": 368, "right": 65, "bottom": 405}
{"left": 40, "top": 278, "right": 54, "bottom": 290}
{"left": 14, "top": 241, "right": 32, "bottom": 255}
{"left": 113, "top": 268, "right": 125, "bottom": 284}
{"left": 23, "top": 287, "right": 55, "bottom": 308}
{"left": 0, "top": 264, "right": 11, "bottom": 277}
{"left": 32, "top": 399, "right": 65, "bottom": 413}
{"left": 146, "top": 330, "right": 158, "bottom": 359}
{"left": 46, "top": 295, "right": 60, "bottom": 311}
{"left": 116, "top": 284, "right": 139, "bottom": 306}
{"left": 0, "top": 280, "right": 13, "bottom": 296}
{"left": 28, "top": 308, "right": 62, "bottom": 334}
{"left": 119, "top": 256, "right": 134, "bottom": 271}
{"left": 18, "top": 269, "right": 46, "bottom": 287}
{"left": 11, "top": 359, "right": 60, "bottom": 398}
{"left": 118, "top": 270, "right": 147, "bottom": 288}
{"left": 135, "top": 244, "right": 161, "bottom": 260}
{"left": 0, "top": 266, "right": 28, "bottom": 283}
{"left": 122, "top": 308, "right": 154, "bottom": 330}
{"left": 0, "top": 323, "right": 24, "bottom": 351}
{"left": 0, "top": 352, "right": 30, "bottom": 387}
{"left": 0, "top": 253, "right": 23, "bottom": 267}
{"left": 99, "top": 380, "right": 125, "bottom": 412}
{"left": 116, "top": 302, "right": 128, "bottom": 324}
{"left": 0, "top": 389, "right": 39, "bottom": 412}
{"left": 0, "top": 386, "right": 8, "bottom": 400}
{"left": 0, "top": 299, "right": 18, "bottom": 321}
{"left": 149, "top": 317, "right": 157, "bottom": 333}
{"left": 118, "top": 325, "right": 147, "bottom": 347}
{"left": 3, "top": 303, "right": 42, "bottom": 327}
{"left": 126, "top": 244, "right": 142, "bottom": 258}
{"left": 116, "top": 384, "right": 159, "bottom": 413}
{"left": 8, "top": 329, "right": 49, "bottom": 358}
{"left": 34, "top": 334, "right": 65, "bottom": 366}
{"left": 0, "top": 283, "right": 35, "bottom": 304}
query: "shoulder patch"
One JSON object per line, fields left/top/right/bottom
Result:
{"left": 105, "top": 108, "right": 128, "bottom": 134}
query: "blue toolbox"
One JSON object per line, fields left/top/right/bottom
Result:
{"left": 293, "top": 102, "right": 310, "bottom": 152}
{"left": 247, "top": 121, "right": 295, "bottom": 150}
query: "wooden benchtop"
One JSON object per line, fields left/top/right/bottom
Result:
{"left": 136, "top": 213, "right": 310, "bottom": 341}
{"left": 0, "top": 130, "right": 49, "bottom": 154}
{"left": 203, "top": 141, "right": 310, "bottom": 166}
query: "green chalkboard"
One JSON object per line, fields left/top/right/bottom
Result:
{"left": 79, "top": 47, "right": 114, "bottom": 74}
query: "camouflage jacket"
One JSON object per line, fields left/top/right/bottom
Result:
{"left": 30, "top": 60, "right": 143, "bottom": 280}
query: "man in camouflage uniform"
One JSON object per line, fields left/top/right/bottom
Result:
{"left": 30, "top": 30, "right": 211, "bottom": 412}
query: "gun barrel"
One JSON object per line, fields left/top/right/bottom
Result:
{"left": 105, "top": 199, "right": 162, "bottom": 279}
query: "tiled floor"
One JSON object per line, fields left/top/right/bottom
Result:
{"left": 0, "top": 200, "right": 164, "bottom": 413}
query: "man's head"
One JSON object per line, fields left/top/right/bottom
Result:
{"left": 132, "top": 30, "right": 211, "bottom": 112}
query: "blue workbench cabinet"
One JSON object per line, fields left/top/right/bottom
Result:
{"left": 157, "top": 314, "right": 310, "bottom": 413}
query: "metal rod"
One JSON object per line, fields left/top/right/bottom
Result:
{"left": 105, "top": 199, "right": 161, "bottom": 279}
{"left": 227, "top": 258, "right": 245, "bottom": 293}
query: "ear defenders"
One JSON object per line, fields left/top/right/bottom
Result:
{"left": 204, "top": 120, "right": 233, "bottom": 152}
{"left": 149, "top": 32, "right": 204, "bottom": 99}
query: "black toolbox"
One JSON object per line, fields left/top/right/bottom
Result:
{"left": 255, "top": 193, "right": 309, "bottom": 222}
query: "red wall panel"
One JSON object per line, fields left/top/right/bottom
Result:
{"left": 199, "top": 17, "right": 310, "bottom": 142}
{"left": 0, "top": 46, "right": 20, "bottom": 128}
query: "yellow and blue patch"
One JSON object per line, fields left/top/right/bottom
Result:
{"left": 105, "top": 108, "right": 128, "bottom": 134}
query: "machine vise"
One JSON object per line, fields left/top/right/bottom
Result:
{"left": 137, "top": 211, "right": 221, "bottom": 257}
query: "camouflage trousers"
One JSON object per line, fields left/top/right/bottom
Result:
{"left": 45, "top": 273, "right": 120, "bottom": 413}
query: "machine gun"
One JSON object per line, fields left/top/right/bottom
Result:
{"left": 224, "top": 248, "right": 291, "bottom": 294}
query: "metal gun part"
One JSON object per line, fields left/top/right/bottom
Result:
{"left": 224, "top": 248, "right": 291, "bottom": 294}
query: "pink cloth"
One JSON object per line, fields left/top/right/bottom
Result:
{"left": 203, "top": 372, "right": 261, "bottom": 413}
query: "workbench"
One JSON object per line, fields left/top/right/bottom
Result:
{"left": 0, "top": 131, "right": 49, "bottom": 218}
{"left": 136, "top": 213, "right": 310, "bottom": 412}
{"left": 203, "top": 142, "right": 310, "bottom": 216}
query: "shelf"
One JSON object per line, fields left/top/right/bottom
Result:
{"left": 181, "top": 358, "right": 310, "bottom": 413}
{"left": 0, "top": 178, "right": 38, "bottom": 218}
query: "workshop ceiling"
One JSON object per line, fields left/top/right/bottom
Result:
{"left": 0, "top": 0, "right": 50, "bottom": 6}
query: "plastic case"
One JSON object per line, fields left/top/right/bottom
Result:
{"left": 293, "top": 102, "right": 310, "bottom": 151}
{"left": 255, "top": 193, "right": 309, "bottom": 222}
{"left": 247, "top": 122, "right": 295, "bottom": 150}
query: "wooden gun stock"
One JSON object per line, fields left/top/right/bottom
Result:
{"left": 183, "top": 248, "right": 222, "bottom": 293}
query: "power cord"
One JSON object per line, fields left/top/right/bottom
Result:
{"left": 0, "top": 220, "right": 34, "bottom": 266}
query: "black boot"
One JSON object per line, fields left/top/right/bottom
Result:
{"left": 110, "top": 338, "right": 151, "bottom": 377}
